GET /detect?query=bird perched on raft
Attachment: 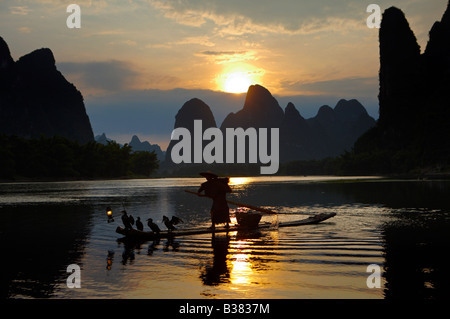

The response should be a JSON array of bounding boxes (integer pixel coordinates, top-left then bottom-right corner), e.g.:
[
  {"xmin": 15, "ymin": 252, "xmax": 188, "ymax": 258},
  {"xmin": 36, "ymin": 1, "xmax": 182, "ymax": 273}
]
[
  {"xmin": 147, "ymin": 218, "xmax": 161, "ymax": 234},
  {"xmin": 121, "ymin": 210, "xmax": 133, "ymax": 230},
  {"xmin": 162, "ymin": 215, "xmax": 183, "ymax": 232},
  {"xmin": 136, "ymin": 217, "xmax": 144, "ymax": 231}
]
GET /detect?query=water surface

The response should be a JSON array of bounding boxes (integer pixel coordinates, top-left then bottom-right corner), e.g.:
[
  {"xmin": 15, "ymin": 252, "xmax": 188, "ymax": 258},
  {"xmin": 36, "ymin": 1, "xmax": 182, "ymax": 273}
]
[{"xmin": 1, "ymin": 176, "xmax": 450, "ymax": 299}]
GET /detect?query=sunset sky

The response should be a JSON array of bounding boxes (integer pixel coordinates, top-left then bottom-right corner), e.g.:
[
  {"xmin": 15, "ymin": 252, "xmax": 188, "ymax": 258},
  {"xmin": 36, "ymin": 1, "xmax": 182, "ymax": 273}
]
[{"xmin": 1, "ymin": 0, "xmax": 448, "ymax": 148}]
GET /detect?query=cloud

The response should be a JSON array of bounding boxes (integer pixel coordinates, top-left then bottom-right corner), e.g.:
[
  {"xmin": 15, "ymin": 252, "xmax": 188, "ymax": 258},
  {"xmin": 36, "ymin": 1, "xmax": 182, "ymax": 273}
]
[
  {"xmin": 148, "ymin": 35, "xmax": 216, "ymax": 49},
  {"xmin": 87, "ymin": 30, "xmax": 126, "ymax": 36},
  {"xmin": 282, "ymin": 76, "xmax": 378, "ymax": 98},
  {"xmin": 198, "ymin": 50, "xmax": 246, "ymax": 56},
  {"xmin": 149, "ymin": 0, "xmax": 210, "ymax": 27},
  {"xmin": 10, "ymin": 6, "xmax": 31, "ymax": 15},
  {"xmin": 17, "ymin": 27, "xmax": 32, "ymax": 33},
  {"xmin": 146, "ymin": 0, "xmax": 447, "ymax": 40},
  {"xmin": 196, "ymin": 50, "xmax": 257, "ymax": 64},
  {"xmin": 57, "ymin": 60, "xmax": 141, "ymax": 94},
  {"xmin": 148, "ymin": 0, "xmax": 367, "ymax": 36},
  {"xmin": 174, "ymin": 35, "xmax": 215, "ymax": 47},
  {"xmin": 108, "ymin": 40, "xmax": 137, "ymax": 46},
  {"xmin": 145, "ymin": 43, "xmax": 173, "ymax": 49},
  {"xmin": 57, "ymin": 60, "xmax": 181, "ymax": 96}
]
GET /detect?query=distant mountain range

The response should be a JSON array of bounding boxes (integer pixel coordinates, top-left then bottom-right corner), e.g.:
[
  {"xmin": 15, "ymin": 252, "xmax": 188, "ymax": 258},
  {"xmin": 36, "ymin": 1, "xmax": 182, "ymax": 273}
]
[
  {"xmin": 2, "ymin": 3, "xmax": 449, "ymax": 176},
  {"xmin": 0, "ymin": 34, "xmax": 390, "ymax": 174},
  {"xmin": 165, "ymin": 84, "xmax": 376, "ymax": 165},
  {"xmin": 0, "ymin": 37, "xmax": 94, "ymax": 144},
  {"xmin": 95, "ymin": 133, "xmax": 166, "ymax": 161}
]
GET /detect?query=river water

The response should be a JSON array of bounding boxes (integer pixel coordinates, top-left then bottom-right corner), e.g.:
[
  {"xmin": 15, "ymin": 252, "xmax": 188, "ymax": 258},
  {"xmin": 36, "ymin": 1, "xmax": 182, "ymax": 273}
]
[{"xmin": 1, "ymin": 176, "xmax": 450, "ymax": 299}]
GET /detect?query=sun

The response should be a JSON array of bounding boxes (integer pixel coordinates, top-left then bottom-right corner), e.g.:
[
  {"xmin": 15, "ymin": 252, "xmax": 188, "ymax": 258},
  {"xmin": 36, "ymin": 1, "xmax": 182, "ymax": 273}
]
[{"xmin": 224, "ymin": 73, "xmax": 252, "ymax": 94}]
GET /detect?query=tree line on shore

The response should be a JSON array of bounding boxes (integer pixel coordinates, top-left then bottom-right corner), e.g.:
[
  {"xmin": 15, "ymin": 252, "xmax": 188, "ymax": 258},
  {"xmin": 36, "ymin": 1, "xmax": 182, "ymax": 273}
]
[
  {"xmin": 0, "ymin": 134, "xmax": 159, "ymax": 180},
  {"xmin": 1, "ymin": 132, "xmax": 445, "ymax": 181},
  {"xmin": 160, "ymin": 147, "xmax": 437, "ymax": 178}
]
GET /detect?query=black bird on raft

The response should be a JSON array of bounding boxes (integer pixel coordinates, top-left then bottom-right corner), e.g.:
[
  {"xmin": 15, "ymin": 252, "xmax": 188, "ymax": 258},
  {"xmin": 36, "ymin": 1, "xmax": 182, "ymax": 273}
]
[
  {"xmin": 136, "ymin": 217, "xmax": 144, "ymax": 231},
  {"xmin": 121, "ymin": 211, "xmax": 132, "ymax": 230},
  {"xmin": 162, "ymin": 215, "xmax": 183, "ymax": 232},
  {"xmin": 128, "ymin": 214, "xmax": 135, "ymax": 226},
  {"xmin": 147, "ymin": 218, "xmax": 161, "ymax": 234}
]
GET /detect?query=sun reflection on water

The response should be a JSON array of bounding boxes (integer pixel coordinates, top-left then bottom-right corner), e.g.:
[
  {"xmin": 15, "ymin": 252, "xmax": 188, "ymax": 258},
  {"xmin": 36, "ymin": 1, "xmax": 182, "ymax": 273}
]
[
  {"xmin": 231, "ymin": 253, "xmax": 252, "ymax": 285},
  {"xmin": 229, "ymin": 240, "xmax": 254, "ymax": 287},
  {"xmin": 229, "ymin": 177, "xmax": 252, "ymax": 186}
]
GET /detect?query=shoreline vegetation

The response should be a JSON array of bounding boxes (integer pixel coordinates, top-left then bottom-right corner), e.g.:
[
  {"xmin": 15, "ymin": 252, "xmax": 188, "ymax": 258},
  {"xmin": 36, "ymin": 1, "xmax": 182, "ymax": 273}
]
[
  {"xmin": 1, "ymin": 134, "xmax": 449, "ymax": 184},
  {"xmin": 0, "ymin": 134, "xmax": 159, "ymax": 182}
]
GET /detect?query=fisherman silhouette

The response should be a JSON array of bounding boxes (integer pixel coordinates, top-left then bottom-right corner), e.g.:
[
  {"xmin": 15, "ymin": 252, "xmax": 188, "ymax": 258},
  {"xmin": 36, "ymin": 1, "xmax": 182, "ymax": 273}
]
[{"xmin": 197, "ymin": 172, "xmax": 232, "ymax": 231}]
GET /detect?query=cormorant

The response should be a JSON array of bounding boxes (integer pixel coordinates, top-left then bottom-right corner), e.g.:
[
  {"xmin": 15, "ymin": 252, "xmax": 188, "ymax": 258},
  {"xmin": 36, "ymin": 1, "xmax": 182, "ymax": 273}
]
[
  {"xmin": 121, "ymin": 210, "xmax": 132, "ymax": 230},
  {"xmin": 136, "ymin": 217, "xmax": 144, "ymax": 231},
  {"xmin": 128, "ymin": 214, "xmax": 135, "ymax": 226},
  {"xmin": 147, "ymin": 218, "xmax": 161, "ymax": 234},
  {"xmin": 162, "ymin": 215, "xmax": 183, "ymax": 232}
]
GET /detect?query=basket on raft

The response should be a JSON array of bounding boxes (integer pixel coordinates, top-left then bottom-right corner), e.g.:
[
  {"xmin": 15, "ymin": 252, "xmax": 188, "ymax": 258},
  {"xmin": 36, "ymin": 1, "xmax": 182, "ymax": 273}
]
[{"xmin": 235, "ymin": 207, "xmax": 263, "ymax": 228}]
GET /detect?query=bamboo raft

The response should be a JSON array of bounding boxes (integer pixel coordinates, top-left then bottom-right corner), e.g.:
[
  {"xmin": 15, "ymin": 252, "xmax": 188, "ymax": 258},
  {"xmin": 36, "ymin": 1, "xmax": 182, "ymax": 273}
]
[{"xmin": 116, "ymin": 212, "xmax": 336, "ymax": 240}]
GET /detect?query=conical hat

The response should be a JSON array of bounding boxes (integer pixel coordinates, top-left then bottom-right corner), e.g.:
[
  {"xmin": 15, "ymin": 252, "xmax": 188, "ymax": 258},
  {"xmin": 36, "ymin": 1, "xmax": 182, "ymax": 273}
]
[{"xmin": 199, "ymin": 171, "xmax": 218, "ymax": 179}]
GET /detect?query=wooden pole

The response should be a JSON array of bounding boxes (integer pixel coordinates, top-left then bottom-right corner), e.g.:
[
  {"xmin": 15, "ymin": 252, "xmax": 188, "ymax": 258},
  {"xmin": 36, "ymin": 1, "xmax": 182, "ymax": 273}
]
[
  {"xmin": 184, "ymin": 190, "xmax": 279, "ymax": 214},
  {"xmin": 184, "ymin": 190, "xmax": 314, "ymax": 215}
]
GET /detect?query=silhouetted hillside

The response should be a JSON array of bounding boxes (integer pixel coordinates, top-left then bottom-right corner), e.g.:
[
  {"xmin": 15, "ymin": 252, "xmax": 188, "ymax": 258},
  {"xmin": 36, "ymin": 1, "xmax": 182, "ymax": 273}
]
[
  {"xmin": 306, "ymin": 99, "xmax": 376, "ymax": 159},
  {"xmin": 129, "ymin": 135, "xmax": 165, "ymax": 161},
  {"xmin": 94, "ymin": 133, "xmax": 165, "ymax": 162},
  {"xmin": 164, "ymin": 98, "xmax": 217, "ymax": 166},
  {"xmin": 221, "ymin": 85, "xmax": 284, "ymax": 129},
  {"xmin": 95, "ymin": 133, "xmax": 113, "ymax": 145},
  {"xmin": 280, "ymin": 102, "xmax": 315, "ymax": 161},
  {"xmin": 350, "ymin": 3, "xmax": 450, "ymax": 174},
  {"xmin": 0, "ymin": 36, "xmax": 94, "ymax": 144},
  {"xmin": 163, "ymin": 84, "xmax": 375, "ymax": 172},
  {"xmin": 221, "ymin": 85, "xmax": 374, "ymax": 162}
]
